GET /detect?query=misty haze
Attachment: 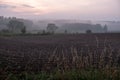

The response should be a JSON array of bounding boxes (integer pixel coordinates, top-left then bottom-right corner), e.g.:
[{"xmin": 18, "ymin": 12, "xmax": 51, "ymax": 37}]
[{"xmin": 0, "ymin": 0, "xmax": 120, "ymax": 80}]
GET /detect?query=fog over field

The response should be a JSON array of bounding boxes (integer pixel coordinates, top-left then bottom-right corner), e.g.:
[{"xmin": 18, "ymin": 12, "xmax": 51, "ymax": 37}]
[
  {"xmin": 34, "ymin": 20, "xmax": 120, "ymax": 31},
  {"xmin": 0, "ymin": 0, "xmax": 120, "ymax": 33}
]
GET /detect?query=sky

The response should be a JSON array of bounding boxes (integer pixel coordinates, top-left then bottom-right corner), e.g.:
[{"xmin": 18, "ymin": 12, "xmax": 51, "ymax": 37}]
[{"xmin": 0, "ymin": 0, "xmax": 120, "ymax": 20}]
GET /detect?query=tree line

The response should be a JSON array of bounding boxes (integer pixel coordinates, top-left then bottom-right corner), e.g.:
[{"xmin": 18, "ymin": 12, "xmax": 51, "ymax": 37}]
[{"xmin": 7, "ymin": 19, "xmax": 26, "ymax": 34}]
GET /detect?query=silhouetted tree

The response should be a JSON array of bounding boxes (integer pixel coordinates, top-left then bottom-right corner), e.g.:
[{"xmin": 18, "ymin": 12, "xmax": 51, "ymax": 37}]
[
  {"xmin": 86, "ymin": 30, "xmax": 92, "ymax": 34},
  {"xmin": 42, "ymin": 30, "xmax": 46, "ymax": 34},
  {"xmin": 47, "ymin": 23, "xmax": 58, "ymax": 34},
  {"xmin": 21, "ymin": 26, "xmax": 26, "ymax": 34},
  {"xmin": 64, "ymin": 30, "xmax": 68, "ymax": 34},
  {"xmin": 103, "ymin": 24, "xmax": 108, "ymax": 33}
]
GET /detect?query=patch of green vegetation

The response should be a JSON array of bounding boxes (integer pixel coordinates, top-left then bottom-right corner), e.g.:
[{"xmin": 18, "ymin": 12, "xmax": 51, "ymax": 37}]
[
  {"xmin": 1, "ymin": 69, "xmax": 120, "ymax": 80},
  {"xmin": 0, "ymin": 32, "xmax": 54, "ymax": 37}
]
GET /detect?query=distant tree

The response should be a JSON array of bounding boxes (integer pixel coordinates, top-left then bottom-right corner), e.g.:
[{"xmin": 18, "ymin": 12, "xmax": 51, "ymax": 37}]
[
  {"xmin": 42, "ymin": 30, "xmax": 46, "ymax": 34},
  {"xmin": 95, "ymin": 24, "xmax": 102, "ymax": 27},
  {"xmin": 95, "ymin": 24, "xmax": 103, "ymax": 33},
  {"xmin": 0, "ymin": 16, "xmax": 4, "ymax": 19},
  {"xmin": 7, "ymin": 20, "xmax": 25, "ymax": 33},
  {"xmin": 12, "ymin": 17, "xmax": 17, "ymax": 20},
  {"xmin": 86, "ymin": 30, "xmax": 92, "ymax": 34},
  {"xmin": 21, "ymin": 26, "xmax": 26, "ymax": 34},
  {"xmin": 47, "ymin": 23, "xmax": 58, "ymax": 34},
  {"xmin": 103, "ymin": 24, "xmax": 108, "ymax": 33},
  {"xmin": 64, "ymin": 30, "xmax": 68, "ymax": 34}
]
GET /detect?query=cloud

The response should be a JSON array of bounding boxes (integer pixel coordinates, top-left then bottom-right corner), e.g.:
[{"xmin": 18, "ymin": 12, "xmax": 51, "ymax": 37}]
[
  {"xmin": 0, "ymin": 0, "xmax": 119, "ymax": 20},
  {"xmin": 0, "ymin": 4, "xmax": 16, "ymax": 8},
  {"xmin": 21, "ymin": 4, "xmax": 34, "ymax": 8}
]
